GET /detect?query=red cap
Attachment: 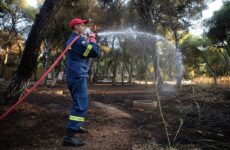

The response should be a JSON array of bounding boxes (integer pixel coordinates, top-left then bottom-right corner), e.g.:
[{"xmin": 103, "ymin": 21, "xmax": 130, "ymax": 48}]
[{"xmin": 69, "ymin": 18, "xmax": 89, "ymax": 27}]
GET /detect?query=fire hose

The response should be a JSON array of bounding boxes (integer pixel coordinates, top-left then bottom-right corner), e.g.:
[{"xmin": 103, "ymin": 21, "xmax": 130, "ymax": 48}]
[{"xmin": 0, "ymin": 35, "xmax": 80, "ymax": 121}]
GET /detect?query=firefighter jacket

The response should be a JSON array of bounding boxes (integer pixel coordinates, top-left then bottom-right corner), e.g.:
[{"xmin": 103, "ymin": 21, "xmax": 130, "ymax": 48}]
[{"xmin": 65, "ymin": 32, "xmax": 100, "ymax": 81}]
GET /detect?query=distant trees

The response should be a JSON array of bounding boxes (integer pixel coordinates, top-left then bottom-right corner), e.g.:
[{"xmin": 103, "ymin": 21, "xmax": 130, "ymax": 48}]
[
  {"xmin": 207, "ymin": 1, "xmax": 230, "ymax": 55},
  {"xmin": 181, "ymin": 35, "xmax": 225, "ymax": 85},
  {"xmin": 132, "ymin": 0, "xmax": 206, "ymax": 88},
  {"xmin": 0, "ymin": 0, "xmax": 37, "ymax": 78},
  {"xmin": 2, "ymin": 0, "xmax": 229, "ymax": 104},
  {"xmin": 133, "ymin": 0, "xmax": 164, "ymax": 88},
  {"xmin": 160, "ymin": 0, "xmax": 206, "ymax": 87},
  {"xmin": 206, "ymin": 1, "xmax": 230, "ymax": 75},
  {"xmin": 180, "ymin": 1, "xmax": 230, "ymax": 84}
]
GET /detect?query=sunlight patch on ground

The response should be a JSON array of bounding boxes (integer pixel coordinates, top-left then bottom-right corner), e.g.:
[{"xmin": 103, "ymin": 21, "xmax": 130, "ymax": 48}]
[
  {"xmin": 97, "ymin": 80, "xmax": 193, "ymax": 85},
  {"xmin": 88, "ymin": 90, "xmax": 151, "ymax": 94},
  {"xmin": 164, "ymin": 80, "xmax": 193, "ymax": 85}
]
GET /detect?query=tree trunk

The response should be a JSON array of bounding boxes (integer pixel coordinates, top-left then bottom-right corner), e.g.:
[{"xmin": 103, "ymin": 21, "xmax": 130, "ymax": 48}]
[
  {"xmin": 112, "ymin": 55, "xmax": 117, "ymax": 85},
  {"xmin": 117, "ymin": 36, "xmax": 131, "ymax": 85},
  {"xmin": 168, "ymin": 54, "xmax": 173, "ymax": 80},
  {"xmin": 129, "ymin": 52, "xmax": 133, "ymax": 84},
  {"xmin": 43, "ymin": 41, "xmax": 51, "ymax": 86},
  {"xmin": 33, "ymin": 65, "xmax": 38, "ymax": 81},
  {"xmin": 121, "ymin": 61, "xmax": 125, "ymax": 85},
  {"xmin": 200, "ymin": 51, "xmax": 217, "ymax": 85},
  {"xmin": 129, "ymin": 41, "xmax": 135, "ymax": 84},
  {"xmin": 92, "ymin": 58, "xmax": 100, "ymax": 83},
  {"xmin": 4, "ymin": 47, "xmax": 9, "ymax": 65},
  {"xmin": 218, "ymin": 49, "xmax": 229, "ymax": 75},
  {"xmin": 111, "ymin": 36, "xmax": 117, "ymax": 86},
  {"xmin": 152, "ymin": 39, "xmax": 163, "ymax": 88},
  {"xmin": 103, "ymin": 55, "xmax": 107, "ymax": 78},
  {"xmin": 3, "ymin": 0, "xmax": 63, "ymax": 105},
  {"xmin": 173, "ymin": 29, "xmax": 183, "ymax": 88},
  {"xmin": 223, "ymin": 42, "xmax": 230, "ymax": 58},
  {"xmin": 144, "ymin": 44, "xmax": 148, "ymax": 85},
  {"xmin": 51, "ymin": 60, "xmax": 61, "ymax": 87},
  {"xmin": 16, "ymin": 40, "xmax": 23, "ymax": 65},
  {"xmin": 88, "ymin": 59, "xmax": 94, "ymax": 85},
  {"xmin": 0, "ymin": 56, "xmax": 6, "ymax": 78}
]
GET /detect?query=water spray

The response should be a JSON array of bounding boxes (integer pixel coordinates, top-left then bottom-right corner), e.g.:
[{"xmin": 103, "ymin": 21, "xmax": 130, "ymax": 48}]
[{"xmin": 96, "ymin": 28, "xmax": 185, "ymax": 83}]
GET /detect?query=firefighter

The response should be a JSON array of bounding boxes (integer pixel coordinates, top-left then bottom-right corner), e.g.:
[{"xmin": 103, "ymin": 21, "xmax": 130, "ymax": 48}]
[{"xmin": 63, "ymin": 18, "xmax": 101, "ymax": 147}]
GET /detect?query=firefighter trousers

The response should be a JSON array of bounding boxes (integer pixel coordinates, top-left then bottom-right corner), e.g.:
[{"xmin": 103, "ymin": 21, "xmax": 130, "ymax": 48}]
[{"xmin": 66, "ymin": 77, "xmax": 88, "ymax": 131}]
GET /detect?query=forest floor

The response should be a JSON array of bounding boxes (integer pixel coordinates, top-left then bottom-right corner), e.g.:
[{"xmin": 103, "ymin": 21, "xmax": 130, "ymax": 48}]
[{"xmin": 0, "ymin": 81, "xmax": 230, "ymax": 150}]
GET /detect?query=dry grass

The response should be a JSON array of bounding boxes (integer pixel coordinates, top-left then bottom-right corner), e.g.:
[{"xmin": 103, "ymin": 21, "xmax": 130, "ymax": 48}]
[
  {"xmin": 192, "ymin": 76, "xmax": 230, "ymax": 87},
  {"xmin": 132, "ymin": 140, "xmax": 164, "ymax": 150}
]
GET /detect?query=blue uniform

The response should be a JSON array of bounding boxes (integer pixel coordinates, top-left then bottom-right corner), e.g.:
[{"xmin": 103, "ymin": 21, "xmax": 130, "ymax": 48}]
[{"xmin": 65, "ymin": 32, "xmax": 100, "ymax": 131}]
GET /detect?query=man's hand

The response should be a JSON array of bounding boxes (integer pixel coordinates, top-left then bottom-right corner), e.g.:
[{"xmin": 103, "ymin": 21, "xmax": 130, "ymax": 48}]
[{"xmin": 88, "ymin": 31, "xmax": 96, "ymax": 43}]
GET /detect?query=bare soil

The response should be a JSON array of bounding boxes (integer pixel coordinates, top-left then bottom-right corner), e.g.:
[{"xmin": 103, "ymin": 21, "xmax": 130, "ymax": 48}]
[{"xmin": 0, "ymin": 82, "xmax": 230, "ymax": 150}]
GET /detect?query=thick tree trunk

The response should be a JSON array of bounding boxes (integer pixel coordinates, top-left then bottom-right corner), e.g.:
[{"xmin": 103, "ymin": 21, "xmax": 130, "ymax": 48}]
[{"xmin": 3, "ymin": 0, "xmax": 63, "ymax": 104}]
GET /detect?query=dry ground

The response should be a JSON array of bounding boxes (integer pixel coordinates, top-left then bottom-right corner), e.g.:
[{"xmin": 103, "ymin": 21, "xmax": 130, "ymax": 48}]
[{"xmin": 0, "ymin": 82, "xmax": 230, "ymax": 150}]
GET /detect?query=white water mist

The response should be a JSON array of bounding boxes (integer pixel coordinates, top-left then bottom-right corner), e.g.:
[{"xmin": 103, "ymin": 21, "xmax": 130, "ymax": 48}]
[{"xmin": 97, "ymin": 28, "xmax": 184, "ymax": 84}]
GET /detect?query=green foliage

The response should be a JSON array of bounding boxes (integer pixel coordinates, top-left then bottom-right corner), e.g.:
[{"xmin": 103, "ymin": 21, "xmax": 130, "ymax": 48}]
[
  {"xmin": 204, "ymin": 1, "xmax": 230, "ymax": 77},
  {"xmin": 161, "ymin": 0, "xmax": 207, "ymax": 29},
  {"xmin": 44, "ymin": 0, "xmax": 99, "ymax": 48},
  {"xmin": 0, "ymin": 0, "xmax": 37, "ymax": 27},
  {"xmin": 1, "ymin": 0, "xmax": 228, "ymax": 83},
  {"xmin": 181, "ymin": 35, "xmax": 226, "ymax": 78},
  {"xmin": 0, "ymin": 0, "xmax": 37, "ymax": 46},
  {"xmin": 206, "ymin": 1, "xmax": 230, "ymax": 45}
]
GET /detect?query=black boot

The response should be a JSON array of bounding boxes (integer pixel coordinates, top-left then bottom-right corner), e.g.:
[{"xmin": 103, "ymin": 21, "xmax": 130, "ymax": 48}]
[
  {"xmin": 63, "ymin": 136, "xmax": 85, "ymax": 147},
  {"xmin": 63, "ymin": 129, "xmax": 85, "ymax": 147}
]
